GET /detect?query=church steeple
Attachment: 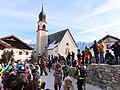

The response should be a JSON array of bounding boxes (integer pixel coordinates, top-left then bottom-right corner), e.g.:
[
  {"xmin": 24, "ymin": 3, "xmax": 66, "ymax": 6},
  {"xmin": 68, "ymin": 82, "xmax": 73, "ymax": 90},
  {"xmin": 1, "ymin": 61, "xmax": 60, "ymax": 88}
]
[
  {"xmin": 36, "ymin": 3, "xmax": 48, "ymax": 56},
  {"xmin": 39, "ymin": 4, "xmax": 46, "ymax": 22}
]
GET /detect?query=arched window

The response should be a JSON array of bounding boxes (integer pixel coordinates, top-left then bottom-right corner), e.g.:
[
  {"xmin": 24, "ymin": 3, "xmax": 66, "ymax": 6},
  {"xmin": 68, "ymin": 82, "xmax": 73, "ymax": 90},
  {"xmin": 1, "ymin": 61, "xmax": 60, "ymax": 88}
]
[{"xmin": 42, "ymin": 24, "xmax": 46, "ymax": 30}]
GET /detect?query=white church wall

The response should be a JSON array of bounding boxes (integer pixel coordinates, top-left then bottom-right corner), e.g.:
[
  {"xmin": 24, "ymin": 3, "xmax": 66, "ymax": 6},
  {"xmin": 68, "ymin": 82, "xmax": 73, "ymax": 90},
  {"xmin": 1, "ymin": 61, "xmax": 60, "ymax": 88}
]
[
  {"xmin": 58, "ymin": 31, "xmax": 77, "ymax": 58},
  {"xmin": 47, "ymin": 48, "xmax": 58, "ymax": 57}
]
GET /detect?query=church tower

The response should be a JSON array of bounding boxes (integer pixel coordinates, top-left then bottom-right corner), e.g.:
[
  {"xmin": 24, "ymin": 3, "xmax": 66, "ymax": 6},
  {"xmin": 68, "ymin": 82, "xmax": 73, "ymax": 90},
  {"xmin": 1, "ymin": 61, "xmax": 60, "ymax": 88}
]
[{"xmin": 36, "ymin": 5, "xmax": 48, "ymax": 56}]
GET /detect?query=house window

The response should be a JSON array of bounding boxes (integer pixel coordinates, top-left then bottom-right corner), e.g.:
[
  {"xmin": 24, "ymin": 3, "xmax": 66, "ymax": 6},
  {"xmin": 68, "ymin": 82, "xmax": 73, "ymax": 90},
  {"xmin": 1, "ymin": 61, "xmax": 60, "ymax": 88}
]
[
  {"xmin": 106, "ymin": 44, "xmax": 111, "ymax": 49},
  {"xmin": 26, "ymin": 52, "xmax": 29, "ymax": 55},
  {"xmin": 19, "ymin": 52, "xmax": 22, "ymax": 55}
]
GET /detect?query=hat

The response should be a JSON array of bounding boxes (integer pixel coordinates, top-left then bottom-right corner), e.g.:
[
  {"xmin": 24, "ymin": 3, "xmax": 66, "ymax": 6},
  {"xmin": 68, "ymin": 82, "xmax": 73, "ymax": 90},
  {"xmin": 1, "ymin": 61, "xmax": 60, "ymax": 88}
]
[{"xmin": 17, "ymin": 64, "xmax": 26, "ymax": 73}]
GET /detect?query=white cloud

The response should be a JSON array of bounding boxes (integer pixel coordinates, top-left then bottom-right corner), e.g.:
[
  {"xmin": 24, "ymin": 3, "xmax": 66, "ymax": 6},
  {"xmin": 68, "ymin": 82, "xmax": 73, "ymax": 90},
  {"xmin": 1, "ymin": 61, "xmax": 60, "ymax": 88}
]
[
  {"xmin": 79, "ymin": 21, "xmax": 120, "ymax": 34},
  {"xmin": 79, "ymin": 0, "xmax": 120, "ymax": 21}
]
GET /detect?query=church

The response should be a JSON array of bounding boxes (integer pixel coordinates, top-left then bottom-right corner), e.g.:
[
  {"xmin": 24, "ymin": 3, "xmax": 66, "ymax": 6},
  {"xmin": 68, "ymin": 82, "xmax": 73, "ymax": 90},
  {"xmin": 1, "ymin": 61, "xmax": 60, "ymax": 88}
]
[{"xmin": 36, "ymin": 5, "xmax": 78, "ymax": 58}]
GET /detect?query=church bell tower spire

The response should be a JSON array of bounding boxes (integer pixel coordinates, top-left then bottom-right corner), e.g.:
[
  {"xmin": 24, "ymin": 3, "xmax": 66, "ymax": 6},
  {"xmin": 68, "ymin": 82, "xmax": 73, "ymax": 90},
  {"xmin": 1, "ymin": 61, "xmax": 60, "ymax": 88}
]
[
  {"xmin": 36, "ymin": 3, "xmax": 48, "ymax": 56},
  {"xmin": 39, "ymin": 4, "xmax": 46, "ymax": 22}
]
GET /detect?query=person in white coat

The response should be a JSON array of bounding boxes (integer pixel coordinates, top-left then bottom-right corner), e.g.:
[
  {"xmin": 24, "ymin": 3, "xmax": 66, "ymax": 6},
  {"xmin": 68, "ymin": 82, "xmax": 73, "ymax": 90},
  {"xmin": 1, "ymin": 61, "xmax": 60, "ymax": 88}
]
[{"xmin": 60, "ymin": 76, "xmax": 75, "ymax": 90}]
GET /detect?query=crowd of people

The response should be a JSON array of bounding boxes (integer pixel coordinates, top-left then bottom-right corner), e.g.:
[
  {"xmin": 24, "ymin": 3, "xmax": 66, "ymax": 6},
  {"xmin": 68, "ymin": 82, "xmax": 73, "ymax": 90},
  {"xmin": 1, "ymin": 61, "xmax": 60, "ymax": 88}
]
[
  {"xmin": 76, "ymin": 40, "xmax": 120, "ymax": 65},
  {"xmin": 53, "ymin": 60, "xmax": 87, "ymax": 90},
  {"xmin": 0, "ymin": 40, "xmax": 119, "ymax": 90},
  {"xmin": 90, "ymin": 40, "xmax": 120, "ymax": 65},
  {"xmin": 0, "ymin": 59, "xmax": 47, "ymax": 90},
  {"xmin": 0, "ymin": 51, "xmax": 88, "ymax": 90}
]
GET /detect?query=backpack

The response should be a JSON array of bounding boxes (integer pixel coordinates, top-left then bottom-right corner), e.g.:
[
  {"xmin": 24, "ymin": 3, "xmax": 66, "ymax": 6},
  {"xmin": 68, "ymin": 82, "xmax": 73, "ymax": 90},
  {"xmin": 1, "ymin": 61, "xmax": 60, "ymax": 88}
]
[
  {"xmin": 63, "ymin": 66, "xmax": 69, "ymax": 74},
  {"xmin": 80, "ymin": 67, "xmax": 87, "ymax": 77}
]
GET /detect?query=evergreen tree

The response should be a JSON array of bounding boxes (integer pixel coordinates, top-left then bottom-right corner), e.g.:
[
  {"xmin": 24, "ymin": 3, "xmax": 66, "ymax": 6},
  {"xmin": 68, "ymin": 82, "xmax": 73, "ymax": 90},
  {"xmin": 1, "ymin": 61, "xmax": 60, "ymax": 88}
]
[{"xmin": 1, "ymin": 50, "xmax": 14, "ymax": 63}]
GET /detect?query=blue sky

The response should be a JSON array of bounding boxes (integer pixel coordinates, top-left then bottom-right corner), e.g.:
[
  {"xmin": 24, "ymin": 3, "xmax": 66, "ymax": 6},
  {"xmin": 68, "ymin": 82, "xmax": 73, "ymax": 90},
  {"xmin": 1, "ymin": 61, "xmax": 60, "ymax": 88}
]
[{"xmin": 0, "ymin": 0, "xmax": 120, "ymax": 44}]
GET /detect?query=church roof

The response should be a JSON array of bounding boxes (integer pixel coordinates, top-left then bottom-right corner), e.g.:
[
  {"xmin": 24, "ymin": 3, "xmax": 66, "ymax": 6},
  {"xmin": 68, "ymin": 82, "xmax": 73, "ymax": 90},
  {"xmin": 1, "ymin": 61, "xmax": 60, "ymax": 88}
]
[
  {"xmin": 48, "ymin": 29, "xmax": 67, "ymax": 45},
  {"xmin": 0, "ymin": 35, "xmax": 33, "ymax": 50},
  {"xmin": 48, "ymin": 29, "xmax": 77, "ymax": 49}
]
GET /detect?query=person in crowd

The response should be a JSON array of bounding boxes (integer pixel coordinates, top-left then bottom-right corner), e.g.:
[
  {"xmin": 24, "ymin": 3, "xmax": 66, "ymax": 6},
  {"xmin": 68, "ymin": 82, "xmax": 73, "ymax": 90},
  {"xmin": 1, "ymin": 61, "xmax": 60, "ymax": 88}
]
[
  {"xmin": 3, "ymin": 63, "xmax": 26, "ymax": 90},
  {"xmin": 62, "ymin": 64, "xmax": 69, "ymax": 81},
  {"xmin": 90, "ymin": 40, "xmax": 99, "ymax": 64},
  {"xmin": 85, "ymin": 47, "xmax": 92, "ymax": 64},
  {"xmin": 105, "ymin": 50, "xmax": 114, "ymax": 65},
  {"xmin": 47, "ymin": 59, "xmax": 52, "ymax": 72},
  {"xmin": 81, "ymin": 51, "xmax": 85, "ymax": 65},
  {"xmin": 2, "ymin": 69, "xmax": 16, "ymax": 90},
  {"xmin": 48, "ymin": 55, "xmax": 51, "ymax": 62},
  {"xmin": 67, "ymin": 52, "xmax": 71, "ymax": 62},
  {"xmin": 72, "ymin": 60, "xmax": 77, "ymax": 67},
  {"xmin": 71, "ymin": 51, "xmax": 75, "ymax": 66},
  {"xmin": 53, "ymin": 63, "xmax": 62, "ymax": 90},
  {"xmin": 66, "ymin": 52, "xmax": 71, "ymax": 66},
  {"xmin": 84, "ymin": 50, "xmax": 89, "ymax": 65},
  {"xmin": 111, "ymin": 42, "xmax": 120, "ymax": 64},
  {"xmin": 25, "ymin": 65, "xmax": 32, "ymax": 82},
  {"xmin": 77, "ymin": 49, "xmax": 82, "ymax": 66},
  {"xmin": 40, "ymin": 58, "xmax": 48, "ymax": 76},
  {"xmin": 98, "ymin": 40, "xmax": 104, "ymax": 64},
  {"xmin": 51, "ymin": 55, "xmax": 54, "ymax": 63},
  {"xmin": 0, "ymin": 60, "xmax": 11, "ymax": 76},
  {"xmin": 60, "ymin": 76, "xmax": 75, "ymax": 90},
  {"xmin": 23, "ymin": 68, "xmax": 45, "ymax": 90},
  {"xmin": 61, "ymin": 56, "xmax": 65, "ymax": 66},
  {"xmin": 58, "ymin": 53, "xmax": 61, "ymax": 63},
  {"xmin": 74, "ymin": 64, "xmax": 87, "ymax": 90}
]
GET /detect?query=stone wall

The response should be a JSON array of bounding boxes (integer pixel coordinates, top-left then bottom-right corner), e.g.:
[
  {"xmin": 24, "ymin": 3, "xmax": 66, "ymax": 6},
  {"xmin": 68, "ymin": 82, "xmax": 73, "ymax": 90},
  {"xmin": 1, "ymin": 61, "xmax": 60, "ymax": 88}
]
[{"xmin": 87, "ymin": 64, "xmax": 120, "ymax": 90}]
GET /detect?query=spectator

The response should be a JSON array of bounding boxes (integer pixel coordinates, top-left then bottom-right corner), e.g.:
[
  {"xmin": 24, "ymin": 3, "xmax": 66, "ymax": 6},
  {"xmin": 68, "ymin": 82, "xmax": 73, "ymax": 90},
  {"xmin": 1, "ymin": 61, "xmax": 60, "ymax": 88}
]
[
  {"xmin": 111, "ymin": 42, "xmax": 120, "ymax": 64},
  {"xmin": 90, "ymin": 40, "xmax": 99, "ymax": 64},
  {"xmin": 47, "ymin": 60, "xmax": 52, "ymax": 72},
  {"xmin": 74, "ymin": 65, "xmax": 87, "ymax": 90},
  {"xmin": 77, "ymin": 49, "xmax": 82, "ymax": 66},
  {"xmin": 81, "ymin": 51, "xmax": 85, "ymax": 65},
  {"xmin": 60, "ymin": 76, "xmax": 75, "ymax": 90},
  {"xmin": 62, "ymin": 64, "xmax": 69, "ymax": 81},
  {"xmin": 71, "ymin": 51, "xmax": 75, "ymax": 66},
  {"xmin": 84, "ymin": 51, "xmax": 89, "ymax": 65},
  {"xmin": 98, "ymin": 40, "xmax": 104, "ymax": 64},
  {"xmin": 105, "ymin": 50, "xmax": 114, "ymax": 64},
  {"xmin": 53, "ymin": 63, "xmax": 62, "ymax": 90}
]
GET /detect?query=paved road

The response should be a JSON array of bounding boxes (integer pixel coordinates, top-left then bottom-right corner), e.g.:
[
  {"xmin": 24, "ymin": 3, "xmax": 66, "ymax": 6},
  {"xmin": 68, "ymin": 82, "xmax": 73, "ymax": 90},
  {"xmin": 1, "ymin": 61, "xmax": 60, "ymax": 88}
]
[{"xmin": 41, "ymin": 69, "xmax": 102, "ymax": 90}]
